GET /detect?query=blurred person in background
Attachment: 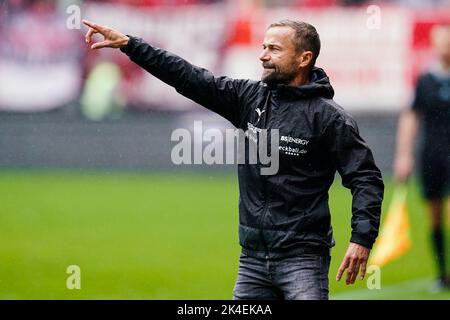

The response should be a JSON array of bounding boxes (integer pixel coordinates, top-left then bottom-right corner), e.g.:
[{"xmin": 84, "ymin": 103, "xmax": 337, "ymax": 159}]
[
  {"xmin": 81, "ymin": 18, "xmax": 384, "ymax": 300},
  {"xmin": 394, "ymin": 23, "xmax": 450, "ymax": 290}
]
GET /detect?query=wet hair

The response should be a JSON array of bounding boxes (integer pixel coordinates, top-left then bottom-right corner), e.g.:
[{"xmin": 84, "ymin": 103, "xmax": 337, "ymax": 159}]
[{"xmin": 268, "ymin": 19, "xmax": 321, "ymax": 67}]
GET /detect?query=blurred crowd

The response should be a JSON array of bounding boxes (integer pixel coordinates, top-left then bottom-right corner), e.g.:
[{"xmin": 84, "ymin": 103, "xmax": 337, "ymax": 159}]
[
  {"xmin": 1, "ymin": 0, "xmax": 449, "ymax": 117},
  {"xmin": 2, "ymin": 0, "xmax": 450, "ymax": 24}
]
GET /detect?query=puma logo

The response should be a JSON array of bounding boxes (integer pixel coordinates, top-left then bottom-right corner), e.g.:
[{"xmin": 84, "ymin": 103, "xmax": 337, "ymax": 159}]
[
  {"xmin": 256, "ymin": 108, "xmax": 265, "ymax": 117},
  {"xmin": 255, "ymin": 108, "xmax": 265, "ymax": 124}
]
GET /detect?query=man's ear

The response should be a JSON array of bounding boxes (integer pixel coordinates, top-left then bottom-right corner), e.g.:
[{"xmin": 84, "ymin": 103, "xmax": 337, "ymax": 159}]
[{"xmin": 298, "ymin": 51, "xmax": 313, "ymax": 68}]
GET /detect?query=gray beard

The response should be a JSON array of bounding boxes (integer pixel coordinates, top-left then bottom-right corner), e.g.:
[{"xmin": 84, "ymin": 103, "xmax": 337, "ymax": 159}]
[
  {"xmin": 261, "ymin": 71, "xmax": 295, "ymax": 85},
  {"xmin": 261, "ymin": 64, "xmax": 298, "ymax": 86}
]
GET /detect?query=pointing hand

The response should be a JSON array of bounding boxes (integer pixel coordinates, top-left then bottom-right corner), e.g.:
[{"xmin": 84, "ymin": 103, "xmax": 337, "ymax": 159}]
[{"xmin": 82, "ymin": 20, "xmax": 129, "ymax": 50}]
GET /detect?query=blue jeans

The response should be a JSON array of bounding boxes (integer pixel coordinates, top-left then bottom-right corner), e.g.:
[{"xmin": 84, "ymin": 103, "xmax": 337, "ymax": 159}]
[{"xmin": 233, "ymin": 252, "xmax": 331, "ymax": 300}]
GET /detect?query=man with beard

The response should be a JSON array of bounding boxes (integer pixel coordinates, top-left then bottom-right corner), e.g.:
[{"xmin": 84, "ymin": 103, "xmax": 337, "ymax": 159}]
[{"xmin": 83, "ymin": 19, "xmax": 384, "ymax": 300}]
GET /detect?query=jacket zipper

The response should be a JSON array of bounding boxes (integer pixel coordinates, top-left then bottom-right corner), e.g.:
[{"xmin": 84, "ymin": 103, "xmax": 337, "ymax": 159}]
[
  {"xmin": 258, "ymin": 90, "xmax": 272, "ymax": 259},
  {"xmin": 259, "ymin": 179, "xmax": 270, "ymax": 259}
]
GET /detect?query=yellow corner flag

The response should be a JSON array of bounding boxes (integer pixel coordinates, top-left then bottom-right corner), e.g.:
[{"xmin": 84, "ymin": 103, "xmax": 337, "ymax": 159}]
[{"xmin": 370, "ymin": 184, "xmax": 411, "ymax": 267}]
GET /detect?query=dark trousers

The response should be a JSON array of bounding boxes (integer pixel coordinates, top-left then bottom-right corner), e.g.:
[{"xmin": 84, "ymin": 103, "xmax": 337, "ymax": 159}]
[{"xmin": 233, "ymin": 251, "xmax": 331, "ymax": 300}]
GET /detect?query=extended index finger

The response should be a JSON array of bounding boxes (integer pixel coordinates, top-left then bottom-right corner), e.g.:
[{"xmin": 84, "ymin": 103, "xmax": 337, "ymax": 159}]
[{"xmin": 82, "ymin": 20, "xmax": 105, "ymax": 33}]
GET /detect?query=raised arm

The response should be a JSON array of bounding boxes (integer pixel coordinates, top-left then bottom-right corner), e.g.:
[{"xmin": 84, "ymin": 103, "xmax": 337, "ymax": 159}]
[{"xmin": 82, "ymin": 20, "xmax": 255, "ymax": 127}]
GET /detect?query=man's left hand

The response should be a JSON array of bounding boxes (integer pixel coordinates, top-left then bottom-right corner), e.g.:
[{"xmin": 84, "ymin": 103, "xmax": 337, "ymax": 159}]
[{"xmin": 336, "ymin": 242, "xmax": 370, "ymax": 285}]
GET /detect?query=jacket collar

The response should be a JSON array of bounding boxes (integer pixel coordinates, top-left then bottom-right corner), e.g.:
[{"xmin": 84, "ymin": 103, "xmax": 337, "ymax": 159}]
[{"xmin": 266, "ymin": 67, "xmax": 335, "ymax": 100}]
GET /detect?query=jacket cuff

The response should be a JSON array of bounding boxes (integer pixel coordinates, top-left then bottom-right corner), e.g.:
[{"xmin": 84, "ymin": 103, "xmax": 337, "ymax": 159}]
[
  {"xmin": 350, "ymin": 233, "xmax": 374, "ymax": 249},
  {"xmin": 119, "ymin": 35, "xmax": 138, "ymax": 55}
]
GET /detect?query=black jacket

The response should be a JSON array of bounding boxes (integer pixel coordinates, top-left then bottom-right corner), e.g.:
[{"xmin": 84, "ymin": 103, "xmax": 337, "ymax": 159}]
[{"xmin": 121, "ymin": 36, "xmax": 384, "ymax": 259}]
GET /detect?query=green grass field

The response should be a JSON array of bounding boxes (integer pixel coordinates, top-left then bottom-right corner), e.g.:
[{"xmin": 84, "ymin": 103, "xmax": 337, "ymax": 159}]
[{"xmin": 0, "ymin": 170, "xmax": 448, "ymax": 299}]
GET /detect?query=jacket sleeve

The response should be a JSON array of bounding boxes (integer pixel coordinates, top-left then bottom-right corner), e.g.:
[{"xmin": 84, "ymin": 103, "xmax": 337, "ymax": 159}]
[
  {"xmin": 325, "ymin": 113, "xmax": 384, "ymax": 249},
  {"xmin": 120, "ymin": 36, "xmax": 255, "ymax": 127}
]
